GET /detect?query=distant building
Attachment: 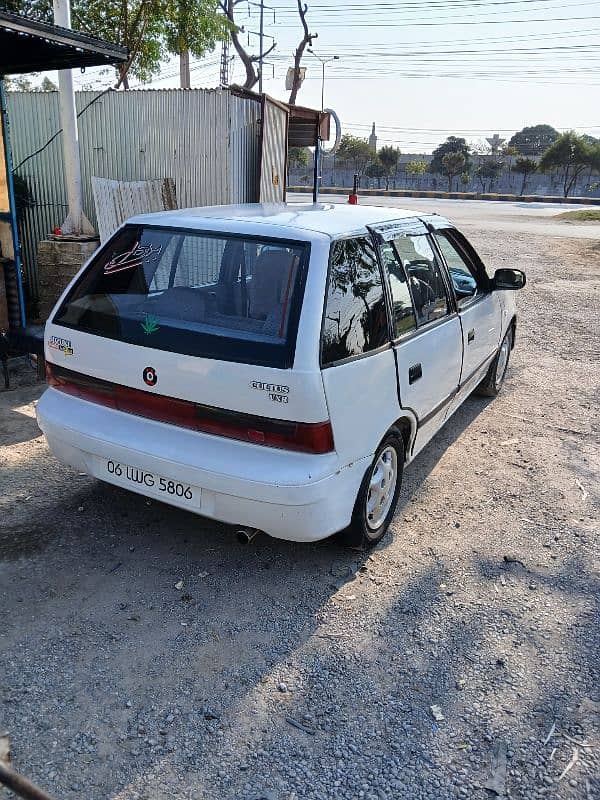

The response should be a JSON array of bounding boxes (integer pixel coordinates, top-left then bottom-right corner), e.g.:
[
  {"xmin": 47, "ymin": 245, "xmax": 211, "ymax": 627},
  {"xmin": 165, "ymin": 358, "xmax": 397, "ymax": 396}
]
[
  {"xmin": 486, "ymin": 133, "xmax": 505, "ymax": 155},
  {"xmin": 368, "ymin": 122, "xmax": 377, "ymax": 152}
]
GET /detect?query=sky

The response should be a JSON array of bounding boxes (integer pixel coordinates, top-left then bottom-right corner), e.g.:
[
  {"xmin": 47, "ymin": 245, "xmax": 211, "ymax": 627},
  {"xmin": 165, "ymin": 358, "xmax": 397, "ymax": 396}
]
[{"xmin": 64, "ymin": 0, "xmax": 600, "ymax": 154}]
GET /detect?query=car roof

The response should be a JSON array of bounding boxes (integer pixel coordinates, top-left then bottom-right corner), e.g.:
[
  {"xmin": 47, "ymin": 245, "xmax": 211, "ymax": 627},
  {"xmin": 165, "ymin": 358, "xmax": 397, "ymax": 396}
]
[{"xmin": 127, "ymin": 202, "xmax": 443, "ymax": 239}]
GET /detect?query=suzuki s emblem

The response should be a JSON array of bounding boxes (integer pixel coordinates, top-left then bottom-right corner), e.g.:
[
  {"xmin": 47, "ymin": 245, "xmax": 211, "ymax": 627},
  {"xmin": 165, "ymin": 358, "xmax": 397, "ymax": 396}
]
[{"xmin": 143, "ymin": 366, "xmax": 157, "ymax": 386}]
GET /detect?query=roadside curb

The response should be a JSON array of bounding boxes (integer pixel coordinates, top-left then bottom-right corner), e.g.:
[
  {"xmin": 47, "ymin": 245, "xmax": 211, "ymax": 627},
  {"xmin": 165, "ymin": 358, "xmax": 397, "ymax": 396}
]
[{"xmin": 288, "ymin": 187, "xmax": 600, "ymax": 205}]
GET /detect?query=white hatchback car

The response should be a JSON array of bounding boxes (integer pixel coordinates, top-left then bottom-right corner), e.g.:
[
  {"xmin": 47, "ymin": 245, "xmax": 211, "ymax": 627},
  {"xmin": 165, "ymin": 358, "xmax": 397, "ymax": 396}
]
[{"xmin": 37, "ymin": 203, "xmax": 525, "ymax": 547}]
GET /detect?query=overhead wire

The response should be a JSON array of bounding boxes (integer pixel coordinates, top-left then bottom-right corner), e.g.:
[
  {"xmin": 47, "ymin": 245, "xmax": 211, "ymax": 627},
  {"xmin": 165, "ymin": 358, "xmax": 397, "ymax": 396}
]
[
  {"xmin": 53, "ymin": 0, "xmax": 600, "ymax": 118},
  {"xmin": 273, "ymin": 16, "xmax": 600, "ymax": 28},
  {"xmin": 270, "ymin": 0, "xmax": 598, "ymax": 17},
  {"xmin": 271, "ymin": 0, "xmax": 596, "ymax": 9},
  {"xmin": 345, "ymin": 121, "xmax": 600, "ymax": 130}
]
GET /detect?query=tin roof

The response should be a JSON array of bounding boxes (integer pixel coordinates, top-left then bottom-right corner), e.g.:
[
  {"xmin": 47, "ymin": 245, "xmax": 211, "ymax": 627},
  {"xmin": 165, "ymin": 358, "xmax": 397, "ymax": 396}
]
[{"xmin": 0, "ymin": 10, "xmax": 128, "ymax": 74}]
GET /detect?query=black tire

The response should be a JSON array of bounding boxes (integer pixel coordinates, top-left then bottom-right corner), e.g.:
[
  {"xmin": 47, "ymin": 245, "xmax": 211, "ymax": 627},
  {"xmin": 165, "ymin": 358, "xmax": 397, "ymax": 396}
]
[
  {"xmin": 337, "ymin": 430, "xmax": 404, "ymax": 549},
  {"xmin": 475, "ymin": 326, "xmax": 513, "ymax": 398}
]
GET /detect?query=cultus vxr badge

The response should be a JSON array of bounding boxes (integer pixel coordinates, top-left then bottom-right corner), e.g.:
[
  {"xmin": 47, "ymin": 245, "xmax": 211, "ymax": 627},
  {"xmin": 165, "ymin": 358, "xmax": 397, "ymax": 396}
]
[{"xmin": 251, "ymin": 380, "xmax": 290, "ymax": 404}]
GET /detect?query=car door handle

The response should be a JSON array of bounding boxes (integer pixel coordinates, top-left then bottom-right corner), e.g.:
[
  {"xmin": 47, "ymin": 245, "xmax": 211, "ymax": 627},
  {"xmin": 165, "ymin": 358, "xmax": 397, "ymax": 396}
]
[
  {"xmin": 408, "ymin": 363, "xmax": 422, "ymax": 384},
  {"xmin": 468, "ymin": 328, "xmax": 475, "ymax": 343}
]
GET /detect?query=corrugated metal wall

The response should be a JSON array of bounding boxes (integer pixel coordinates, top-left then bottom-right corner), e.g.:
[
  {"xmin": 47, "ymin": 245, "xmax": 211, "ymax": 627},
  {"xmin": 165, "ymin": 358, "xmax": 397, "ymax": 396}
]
[
  {"xmin": 5, "ymin": 88, "xmax": 261, "ymax": 299},
  {"xmin": 259, "ymin": 98, "xmax": 288, "ymax": 204}
]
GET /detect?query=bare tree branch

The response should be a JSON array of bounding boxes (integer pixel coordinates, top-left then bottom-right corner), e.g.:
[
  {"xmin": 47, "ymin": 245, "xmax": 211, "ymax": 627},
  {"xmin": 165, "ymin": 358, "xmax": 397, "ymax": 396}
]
[
  {"xmin": 219, "ymin": 0, "xmax": 271, "ymax": 90},
  {"xmin": 249, "ymin": 41, "xmax": 276, "ymax": 63},
  {"xmin": 288, "ymin": 1, "xmax": 316, "ymax": 105}
]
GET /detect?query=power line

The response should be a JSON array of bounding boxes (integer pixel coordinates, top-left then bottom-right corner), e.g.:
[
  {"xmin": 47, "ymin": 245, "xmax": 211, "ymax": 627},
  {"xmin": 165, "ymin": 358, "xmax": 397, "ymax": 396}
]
[
  {"xmin": 344, "ymin": 123, "xmax": 600, "ymax": 132},
  {"xmin": 272, "ymin": 0, "xmax": 594, "ymax": 12},
  {"xmin": 296, "ymin": 27, "xmax": 600, "ymax": 52},
  {"xmin": 131, "ymin": 58, "xmax": 221, "ymax": 87},
  {"xmin": 273, "ymin": 15, "xmax": 600, "ymax": 28},
  {"xmin": 272, "ymin": 0, "xmax": 591, "ymax": 8},
  {"xmin": 272, "ymin": 0, "xmax": 598, "ymax": 17}
]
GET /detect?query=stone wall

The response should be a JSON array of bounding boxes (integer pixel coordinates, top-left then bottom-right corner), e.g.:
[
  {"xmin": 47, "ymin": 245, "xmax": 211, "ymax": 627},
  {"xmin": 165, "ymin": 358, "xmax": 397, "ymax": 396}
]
[{"xmin": 36, "ymin": 238, "xmax": 99, "ymax": 322}]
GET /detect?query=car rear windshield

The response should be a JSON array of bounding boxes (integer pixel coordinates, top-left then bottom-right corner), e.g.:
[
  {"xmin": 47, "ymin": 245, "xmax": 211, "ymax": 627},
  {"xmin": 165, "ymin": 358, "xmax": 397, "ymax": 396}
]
[{"xmin": 52, "ymin": 225, "xmax": 309, "ymax": 368}]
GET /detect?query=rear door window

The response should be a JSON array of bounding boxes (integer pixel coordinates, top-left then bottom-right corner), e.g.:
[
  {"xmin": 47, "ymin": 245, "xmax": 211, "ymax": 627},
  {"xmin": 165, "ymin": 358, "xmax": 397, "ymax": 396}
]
[
  {"xmin": 52, "ymin": 225, "xmax": 308, "ymax": 368},
  {"xmin": 321, "ymin": 236, "xmax": 389, "ymax": 366}
]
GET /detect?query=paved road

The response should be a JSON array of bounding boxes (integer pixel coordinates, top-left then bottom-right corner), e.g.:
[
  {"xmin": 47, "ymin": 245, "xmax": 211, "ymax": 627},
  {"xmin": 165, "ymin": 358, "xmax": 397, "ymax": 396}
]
[{"xmin": 289, "ymin": 193, "xmax": 600, "ymax": 239}]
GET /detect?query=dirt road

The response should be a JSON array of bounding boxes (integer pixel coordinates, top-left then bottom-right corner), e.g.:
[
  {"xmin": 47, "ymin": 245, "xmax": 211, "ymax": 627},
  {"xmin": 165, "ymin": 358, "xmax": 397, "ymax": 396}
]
[{"xmin": 1, "ymin": 224, "xmax": 598, "ymax": 800}]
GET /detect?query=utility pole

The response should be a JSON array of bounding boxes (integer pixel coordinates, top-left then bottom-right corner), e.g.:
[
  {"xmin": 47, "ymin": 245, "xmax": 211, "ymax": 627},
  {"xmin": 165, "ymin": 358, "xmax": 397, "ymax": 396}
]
[
  {"xmin": 220, "ymin": 0, "xmax": 231, "ymax": 86},
  {"xmin": 220, "ymin": 39, "xmax": 230, "ymax": 86},
  {"xmin": 52, "ymin": 0, "xmax": 94, "ymax": 236}
]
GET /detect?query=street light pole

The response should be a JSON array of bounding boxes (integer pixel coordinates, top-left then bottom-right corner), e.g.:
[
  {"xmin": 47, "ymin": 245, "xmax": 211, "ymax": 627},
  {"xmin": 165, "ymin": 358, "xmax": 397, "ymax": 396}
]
[
  {"xmin": 307, "ymin": 50, "xmax": 339, "ymax": 202},
  {"xmin": 307, "ymin": 49, "xmax": 339, "ymax": 111}
]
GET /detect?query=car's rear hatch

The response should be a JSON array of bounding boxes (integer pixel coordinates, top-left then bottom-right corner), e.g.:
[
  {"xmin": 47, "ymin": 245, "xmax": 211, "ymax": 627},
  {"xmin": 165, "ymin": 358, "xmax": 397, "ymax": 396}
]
[{"xmin": 45, "ymin": 223, "xmax": 332, "ymax": 454}]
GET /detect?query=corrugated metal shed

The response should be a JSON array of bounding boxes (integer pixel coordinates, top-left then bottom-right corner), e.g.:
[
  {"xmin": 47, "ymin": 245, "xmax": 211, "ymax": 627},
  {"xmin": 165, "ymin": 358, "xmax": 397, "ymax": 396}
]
[{"xmin": 6, "ymin": 88, "xmax": 261, "ymax": 299}]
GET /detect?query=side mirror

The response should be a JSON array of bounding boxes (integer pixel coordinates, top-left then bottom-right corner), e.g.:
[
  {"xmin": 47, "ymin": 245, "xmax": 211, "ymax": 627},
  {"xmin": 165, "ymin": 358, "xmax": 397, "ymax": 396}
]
[{"xmin": 493, "ymin": 268, "xmax": 526, "ymax": 291}]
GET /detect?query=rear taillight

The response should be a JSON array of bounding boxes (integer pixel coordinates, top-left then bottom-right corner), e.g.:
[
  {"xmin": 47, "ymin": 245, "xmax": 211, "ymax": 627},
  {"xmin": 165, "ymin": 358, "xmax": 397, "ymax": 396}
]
[{"xmin": 46, "ymin": 363, "xmax": 334, "ymax": 454}]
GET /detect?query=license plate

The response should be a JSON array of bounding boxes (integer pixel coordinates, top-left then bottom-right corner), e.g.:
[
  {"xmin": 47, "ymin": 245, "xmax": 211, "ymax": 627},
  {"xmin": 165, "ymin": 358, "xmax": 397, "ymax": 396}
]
[{"xmin": 92, "ymin": 457, "xmax": 201, "ymax": 509}]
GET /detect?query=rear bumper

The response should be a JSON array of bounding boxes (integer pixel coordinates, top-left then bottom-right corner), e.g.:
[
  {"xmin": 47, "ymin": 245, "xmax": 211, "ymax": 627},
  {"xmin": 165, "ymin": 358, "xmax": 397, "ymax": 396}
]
[{"xmin": 36, "ymin": 388, "xmax": 368, "ymax": 542}]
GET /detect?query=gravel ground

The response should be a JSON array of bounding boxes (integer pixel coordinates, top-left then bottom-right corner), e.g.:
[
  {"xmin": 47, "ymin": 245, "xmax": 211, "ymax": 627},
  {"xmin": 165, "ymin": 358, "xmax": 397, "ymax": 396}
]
[{"xmin": 1, "ymin": 226, "xmax": 599, "ymax": 800}]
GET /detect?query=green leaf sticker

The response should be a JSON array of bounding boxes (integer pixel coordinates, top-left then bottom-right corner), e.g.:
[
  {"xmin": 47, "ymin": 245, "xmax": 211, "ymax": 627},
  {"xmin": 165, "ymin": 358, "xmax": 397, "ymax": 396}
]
[{"xmin": 141, "ymin": 314, "xmax": 160, "ymax": 335}]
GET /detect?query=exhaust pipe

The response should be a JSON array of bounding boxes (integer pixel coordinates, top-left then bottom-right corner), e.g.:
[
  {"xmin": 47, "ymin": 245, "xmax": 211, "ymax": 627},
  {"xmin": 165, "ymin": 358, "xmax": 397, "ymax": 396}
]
[{"xmin": 235, "ymin": 527, "xmax": 261, "ymax": 545}]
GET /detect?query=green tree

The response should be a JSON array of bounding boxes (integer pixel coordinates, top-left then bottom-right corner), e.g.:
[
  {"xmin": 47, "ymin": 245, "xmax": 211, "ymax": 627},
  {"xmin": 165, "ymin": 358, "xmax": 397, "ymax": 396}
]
[
  {"xmin": 6, "ymin": 0, "xmax": 215, "ymax": 89},
  {"xmin": 4, "ymin": 75, "xmax": 35, "ymax": 91},
  {"xmin": 441, "ymin": 151, "xmax": 466, "ymax": 192},
  {"xmin": 162, "ymin": 1, "xmax": 231, "ymax": 88},
  {"xmin": 365, "ymin": 156, "xmax": 386, "ymax": 188},
  {"xmin": 0, "ymin": 0, "xmax": 47, "ymax": 15},
  {"xmin": 288, "ymin": 147, "xmax": 310, "ymax": 168},
  {"xmin": 513, "ymin": 157, "xmax": 538, "ymax": 196},
  {"xmin": 377, "ymin": 145, "xmax": 400, "ymax": 190},
  {"xmin": 336, "ymin": 135, "xmax": 373, "ymax": 180},
  {"xmin": 460, "ymin": 171, "xmax": 471, "ymax": 188},
  {"xmin": 406, "ymin": 159, "xmax": 427, "ymax": 187},
  {"xmin": 539, "ymin": 131, "xmax": 594, "ymax": 198},
  {"xmin": 502, "ymin": 144, "xmax": 518, "ymax": 176},
  {"xmin": 4, "ymin": 74, "xmax": 57, "ymax": 91},
  {"xmin": 591, "ymin": 142, "xmax": 600, "ymax": 175},
  {"xmin": 430, "ymin": 136, "xmax": 471, "ymax": 177},
  {"xmin": 508, "ymin": 124, "xmax": 559, "ymax": 157},
  {"xmin": 475, "ymin": 159, "xmax": 504, "ymax": 193},
  {"xmin": 40, "ymin": 76, "xmax": 57, "ymax": 91}
]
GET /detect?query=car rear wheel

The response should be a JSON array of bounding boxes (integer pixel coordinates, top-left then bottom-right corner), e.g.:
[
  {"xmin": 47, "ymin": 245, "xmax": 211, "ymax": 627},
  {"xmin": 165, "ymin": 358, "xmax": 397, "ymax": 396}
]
[
  {"xmin": 337, "ymin": 430, "xmax": 404, "ymax": 548},
  {"xmin": 476, "ymin": 327, "xmax": 513, "ymax": 398}
]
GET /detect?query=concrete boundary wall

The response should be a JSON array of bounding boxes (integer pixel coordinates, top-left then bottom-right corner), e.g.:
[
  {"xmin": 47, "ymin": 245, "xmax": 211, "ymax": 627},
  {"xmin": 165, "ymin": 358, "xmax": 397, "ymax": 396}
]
[{"xmin": 289, "ymin": 186, "xmax": 600, "ymax": 205}]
